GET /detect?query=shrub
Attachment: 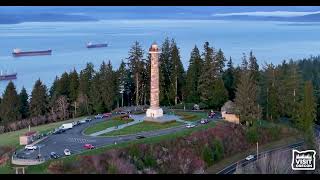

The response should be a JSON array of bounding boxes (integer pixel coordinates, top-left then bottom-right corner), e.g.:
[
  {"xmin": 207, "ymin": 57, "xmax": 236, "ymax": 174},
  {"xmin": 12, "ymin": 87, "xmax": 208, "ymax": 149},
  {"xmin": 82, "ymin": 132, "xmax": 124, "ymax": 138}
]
[
  {"xmin": 268, "ymin": 125, "xmax": 280, "ymax": 140},
  {"xmin": 245, "ymin": 126, "xmax": 259, "ymax": 143},
  {"xmin": 48, "ymin": 160, "xmax": 65, "ymax": 174},
  {"xmin": 212, "ymin": 139, "xmax": 224, "ymax": 162},
  {"xmin": 0, "ymin": 126, "xmax": 4, "ymax": 134},
  {"xmin": 198, "ymin": 102, "xmax": 208, "ymax": 110},
  {"xmin": 143, "ymin": 154, "xmax": 157, "ymax": 168},
  {"xmin": 175, "ymin": 112, "xmax": 197, "ymax": 121},
  {"xmin": 201, "ymin": 145, "xmax": 214, "ymax": 166},
  {"xmin": 128, "ymin": 144, "xmax": 141, "ymax": 158}
]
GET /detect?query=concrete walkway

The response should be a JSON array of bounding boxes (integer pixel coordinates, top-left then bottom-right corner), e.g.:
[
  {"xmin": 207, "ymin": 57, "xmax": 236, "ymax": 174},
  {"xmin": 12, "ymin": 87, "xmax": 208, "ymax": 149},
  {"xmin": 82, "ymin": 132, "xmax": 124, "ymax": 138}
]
[{"xmin": 89, "ymin": 119, "xmax": 143, "ymax": 136}]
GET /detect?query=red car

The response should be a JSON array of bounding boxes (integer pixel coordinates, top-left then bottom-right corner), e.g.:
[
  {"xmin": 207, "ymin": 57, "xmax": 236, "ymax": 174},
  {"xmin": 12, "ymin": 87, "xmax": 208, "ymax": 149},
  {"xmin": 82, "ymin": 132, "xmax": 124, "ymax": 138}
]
[
  {"xmin": 103, "ymin": 113, "xmax": 112, "ymax": 118},
  {"xmin": 83, "ymin": 144, "xmax": 95, "ymax": 149}
]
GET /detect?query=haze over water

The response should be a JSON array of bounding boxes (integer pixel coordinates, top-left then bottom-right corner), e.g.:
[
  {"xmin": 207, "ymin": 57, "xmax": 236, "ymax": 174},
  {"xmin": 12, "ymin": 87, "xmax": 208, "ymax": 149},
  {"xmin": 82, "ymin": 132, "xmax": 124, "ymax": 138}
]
[{"xmin": 1, "ymin": 19, "xmax": 320, "ymax": 95}]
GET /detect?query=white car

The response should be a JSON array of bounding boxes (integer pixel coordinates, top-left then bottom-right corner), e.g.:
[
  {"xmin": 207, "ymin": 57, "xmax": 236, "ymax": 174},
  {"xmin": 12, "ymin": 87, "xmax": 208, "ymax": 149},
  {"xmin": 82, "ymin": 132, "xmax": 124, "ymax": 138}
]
[
  {"xmin": 245, "ymin": 155, "xmax": 255, "ymax": 161},
  {"xmin": 186, "ymin": 123, "xmax": 196, "ymax": 128},
  {"xmin": 25, "ymin": 145, "xmax": 37, "ymax": 150},
  {"xmin": 64, "ymin": 149, "xmax": 71, "ymax": 156},
  {"xmin": 79, "ymin": 120, "xmax": 86, "ymax": 124}
]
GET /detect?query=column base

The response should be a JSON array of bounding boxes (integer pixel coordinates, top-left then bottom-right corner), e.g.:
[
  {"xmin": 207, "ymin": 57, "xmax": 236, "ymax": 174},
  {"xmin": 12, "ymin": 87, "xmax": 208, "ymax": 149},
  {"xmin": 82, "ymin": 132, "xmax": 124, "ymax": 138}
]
[{"xmin": 146, "ymin": 107, "xmax": 163, "ymax": 118}]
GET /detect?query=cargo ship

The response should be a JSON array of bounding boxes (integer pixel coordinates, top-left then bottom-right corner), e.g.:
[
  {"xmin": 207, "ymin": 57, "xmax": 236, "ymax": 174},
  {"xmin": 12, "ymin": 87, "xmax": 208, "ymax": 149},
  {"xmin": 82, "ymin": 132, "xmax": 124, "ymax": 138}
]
[
  {"xmin": 12, "ymin": 49, "xmax": 52, "ymax": 57},
  {"xmin": 86, "ymin": 42, "xmax": 108, "ymax": 48},
  {"xmin": 0, "ymin": 72, "xmax": 17, "ymax": 81}
]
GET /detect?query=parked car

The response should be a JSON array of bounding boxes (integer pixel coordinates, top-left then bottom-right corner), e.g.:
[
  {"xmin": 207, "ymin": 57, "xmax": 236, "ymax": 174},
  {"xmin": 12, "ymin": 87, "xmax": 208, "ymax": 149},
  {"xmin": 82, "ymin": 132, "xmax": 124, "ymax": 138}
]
[
  {"xmin": 50, "ymin": 152, "xmax": 59, "ymax": 159},
  {"xmin": 79, "ymin": 119, "xmax": 87, "ymax": 124},
  {"xmin": 136, "ymin": 135, "xmax": 146, "ymax": 139},
  {"xmin": 72, "ymin": 121, "xmax": 79, "ymax": 126},
  {"xmin": 83, "ymin": 144, "xmax": 95, "ymax": 149},
  {"xmin": 200, "ymin": 119, "xmax": 209, "ymax": 124},
  {"xmin": 245, "ymin": 155, "xmax": 255, "ymax": 161},
  {"xmin": 25, "ymin": 145, "xmax": 37, "ymax": 150},
  {"xmin": 64, "ymin": 149, "xmax": 71, "ymax": 156},
  {"xmin": 186, "ymin": 123, "xmax": 196, "ymax": 128},
  {"xmin": 94, "ymin": 114, "xmax": 104, "ymax": 119},
  {"xmin": 85, "ymin": 117, "xmax": 93, "ymax": 122},
  {"xmin": 103, "ymin": 113, "xmax": 112, "ymax": 118}
]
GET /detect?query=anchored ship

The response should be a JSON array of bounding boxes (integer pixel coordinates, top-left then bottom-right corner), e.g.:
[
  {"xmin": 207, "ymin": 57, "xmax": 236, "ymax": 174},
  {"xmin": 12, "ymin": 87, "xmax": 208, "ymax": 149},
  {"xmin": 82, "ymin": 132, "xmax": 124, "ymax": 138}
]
[
  {"xmin": 86, "ymin": 42, "xmax": 108, "ymax": 48},
  {"xmin": 12, "ymin": 48, "xmax": 52, "ymax": 57},
  {"xmin": 0, "ymin": 71, "xmax": 17, "ymax": 81}
]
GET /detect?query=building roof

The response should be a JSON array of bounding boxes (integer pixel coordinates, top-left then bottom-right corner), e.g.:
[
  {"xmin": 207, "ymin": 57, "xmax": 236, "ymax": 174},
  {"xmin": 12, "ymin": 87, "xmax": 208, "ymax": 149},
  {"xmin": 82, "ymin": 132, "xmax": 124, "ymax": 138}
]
[
  {"xmin": 24, "ymin": 131, "xmax": 37, "ymax": 136},
  {"xmin": 221, "ymin": 100, "xmax": 236, "ymax": 114}
]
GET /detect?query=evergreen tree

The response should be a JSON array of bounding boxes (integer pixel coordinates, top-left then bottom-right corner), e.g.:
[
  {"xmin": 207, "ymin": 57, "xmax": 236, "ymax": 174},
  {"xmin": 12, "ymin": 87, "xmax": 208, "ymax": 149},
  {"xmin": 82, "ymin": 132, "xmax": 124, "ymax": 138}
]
[
  {"xmin": 49, "ymin": 76, "xmax": 59, "ymax": 99},
  {"xmin": 185, "ymin": 45, "xmax": 203, "ymax": 103},
  {"xmin": 297, "ymin": 81, "xmax": 316, "ymax": 145},
  {"xmin": 234, "ymin": 61, "xmax": 261, "ymax": 126},
  {"xmin": 248, "ymin": 51, "xmax": 260, "ymax": 83},
  {"xmin": 142, "ymin": 54, "xmax": 151, "ymax": 105},
  {"xmin": 278, "ymin": 60, "xmax": 302, "ymax": 120},
  {"xmin": 223, "ymin": 57, "xmax": 236, "ymax": 100},
  {"xmin": 215, "ymin": 48, "xmax": 227, "ymax": 76},
  {"xmin": 117, "ymin": 60, "xmax": 128, "ymax": 107},
  {"xmin": 56, "ymin": 72, "xmax": 70, "ymax": 98},
  {"xmin": 78, "ymin": 63, "xmax": 95, "ymax": 115},
  {"xmin": 198, "ymin": 42, "xmax": 216, "ymax": 107},
  {"xmin": 69, "ymin": 69, "xmax": 79, "ymax": 103},
  {"xmin": 78, "ymin": 63, "xmax": 94, "ymax": 96},
  {"xmin": 261, "ymin": 63, "xmax": 280, "ymax": 122},
  {"xmin": 90, "ymin": 71, "xmax": 104, "ymax": 113},
  {"xmin": 211, "ymin": 77, "xmax": 229, "ymax": 109},
  {"xmin": 69, "ymin": 69, "xmax": 79, "ymax": 117},
  {"xmin": 0, "ymin": 82, "xmax": 21, "ymax": 122},
  {"xmin": 19, "ymin": 87, "xmax": 29, "ymax": 119},
  {"xmin": 159, "ymin": 38, "xmax": 173, "ymax": 105},
  {"xmin": 127, "ymin": 41, "xmax": 145, "ymax": 106},
  {"xmin": 170, "ymin": 39, "xmax": 185, "ymax": 105},
  {"xmin": 100, "ymin": 61, "xmax": 117, "ymax": 112},
  {"xmin": 29, "ymin": 79, "xmax": 49, "ymax": 116}
]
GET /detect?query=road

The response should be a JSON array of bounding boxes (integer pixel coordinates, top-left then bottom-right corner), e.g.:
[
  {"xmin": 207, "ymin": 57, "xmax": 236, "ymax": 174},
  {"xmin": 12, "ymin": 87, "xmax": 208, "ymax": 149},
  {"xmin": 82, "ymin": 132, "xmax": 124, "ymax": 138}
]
[
  {"xmin": 16, "ymin": 112, "xmax": 220, "ymax": 161},
  {"xmin": 216, "ymin": 141, "xmax": 304, "ymax": 174},
  {"xmin": 217, "ymin": 124, "xmax": 320, "ymax": 174}
]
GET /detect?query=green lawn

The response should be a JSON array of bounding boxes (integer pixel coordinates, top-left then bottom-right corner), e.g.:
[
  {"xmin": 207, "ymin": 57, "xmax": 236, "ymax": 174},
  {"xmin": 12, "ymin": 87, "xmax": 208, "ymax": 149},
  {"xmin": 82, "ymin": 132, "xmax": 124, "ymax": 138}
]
[
  {"xmin": 83, "ymin": 119, "xmax": 133, "ymax": 135},
  {"xmin": 174, "ymin": 111, "xmax": 207, "ymax": 121},
  {"xmin": 101, "ymin": 121, "xmax": 183, "ymax": 136},
  {"xmin": 0, "ymin": 116, "xmax": 87, "ymax": 148}
]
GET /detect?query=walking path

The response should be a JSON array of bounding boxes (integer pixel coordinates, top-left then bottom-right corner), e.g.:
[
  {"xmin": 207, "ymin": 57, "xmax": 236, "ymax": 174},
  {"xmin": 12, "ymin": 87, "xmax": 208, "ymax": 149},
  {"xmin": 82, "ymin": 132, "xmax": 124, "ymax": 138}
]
[
  {"xmin": 89, "ymin": 119, "xmax": 143, "ymax": 136},
  {"xmin": 89, "ymin": 114, "xmax": 190, "ymax": 137}
]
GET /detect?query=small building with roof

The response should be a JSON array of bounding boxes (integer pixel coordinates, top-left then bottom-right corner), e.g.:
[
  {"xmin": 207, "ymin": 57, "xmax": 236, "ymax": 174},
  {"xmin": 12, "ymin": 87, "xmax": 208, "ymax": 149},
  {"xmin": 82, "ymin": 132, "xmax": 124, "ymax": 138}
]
[
  {"xmin": 19, "ymin": 131, "xmax": 38, "ymax": 145},
  {"xmin": 221, "ymin": 100, "xmax": 240, "ymax": 124}
]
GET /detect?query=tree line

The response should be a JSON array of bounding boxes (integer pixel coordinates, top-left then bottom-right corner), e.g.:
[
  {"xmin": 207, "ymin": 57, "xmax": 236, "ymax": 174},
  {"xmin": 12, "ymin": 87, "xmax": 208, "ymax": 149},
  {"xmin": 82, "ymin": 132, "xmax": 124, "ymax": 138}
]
[{"xmin": 0, "ymin": 38, "xmax": 319, "ymax": 136}]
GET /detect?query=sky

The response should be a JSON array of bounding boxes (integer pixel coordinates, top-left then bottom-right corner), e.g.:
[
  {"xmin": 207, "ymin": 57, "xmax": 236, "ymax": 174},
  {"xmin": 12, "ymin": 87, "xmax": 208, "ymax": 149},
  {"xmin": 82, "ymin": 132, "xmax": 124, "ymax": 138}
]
[{"xmin": 2, "ymin": 6, "xmax": 320, "ymax": 17}]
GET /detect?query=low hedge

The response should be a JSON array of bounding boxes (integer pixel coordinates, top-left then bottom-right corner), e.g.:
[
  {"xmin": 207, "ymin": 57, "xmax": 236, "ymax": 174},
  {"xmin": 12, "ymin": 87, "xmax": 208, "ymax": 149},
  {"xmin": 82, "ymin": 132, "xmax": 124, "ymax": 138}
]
[
  {"xmin": 111, "ymin": 115, "xmax": 134, "ymax": 122},
  {"xmin": 175, "ymin": 112, "xmax": 198, "ymax": 121}
]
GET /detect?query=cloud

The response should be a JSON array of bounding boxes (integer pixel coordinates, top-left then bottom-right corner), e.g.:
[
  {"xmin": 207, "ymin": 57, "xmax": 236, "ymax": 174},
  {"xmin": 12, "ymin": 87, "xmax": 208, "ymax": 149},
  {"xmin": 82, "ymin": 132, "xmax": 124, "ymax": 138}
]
[{"xmin": 212, "ymin": 11, "xmax": 320, "ymax": 17}]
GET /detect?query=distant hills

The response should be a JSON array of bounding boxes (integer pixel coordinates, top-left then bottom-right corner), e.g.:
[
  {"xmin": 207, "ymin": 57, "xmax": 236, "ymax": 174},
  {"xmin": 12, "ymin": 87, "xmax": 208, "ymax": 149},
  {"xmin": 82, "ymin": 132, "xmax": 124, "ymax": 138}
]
[
  {"xmin": 0, "ymin": 13, "xmax": 98, "ymax": 24},
  {"xmin": 1, "ymin": 6, "xmax": 320, "ymax": 24},
  {"xmin": 210, "ymin": 13, "xmax": 320, "ymax": 22}
]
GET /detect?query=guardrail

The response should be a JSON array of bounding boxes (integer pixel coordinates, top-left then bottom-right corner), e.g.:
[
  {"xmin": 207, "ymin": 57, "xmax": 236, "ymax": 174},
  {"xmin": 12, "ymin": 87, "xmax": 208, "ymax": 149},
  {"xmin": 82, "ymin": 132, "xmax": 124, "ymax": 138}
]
[
  {"xmin": 11, "ymin": 156, "xmax": 45, "ymax": 166},
  {"xmin": 216, "ymin": 141, "xmax": 304, "ymax": 174}
]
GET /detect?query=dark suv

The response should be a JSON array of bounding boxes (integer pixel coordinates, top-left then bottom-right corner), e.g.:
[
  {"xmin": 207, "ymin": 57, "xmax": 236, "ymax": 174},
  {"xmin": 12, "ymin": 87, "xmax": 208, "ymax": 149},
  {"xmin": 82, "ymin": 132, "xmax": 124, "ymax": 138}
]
[{"xmin": 50, "ymin": 152, "xmax": 59, "ymax": 159}]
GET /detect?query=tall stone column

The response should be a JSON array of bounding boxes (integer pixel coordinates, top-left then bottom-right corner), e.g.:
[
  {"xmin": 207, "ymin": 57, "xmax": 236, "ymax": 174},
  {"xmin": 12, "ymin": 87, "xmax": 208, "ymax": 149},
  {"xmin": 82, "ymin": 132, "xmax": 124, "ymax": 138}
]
[{"xmin": 146, "ymin": 42, "xmax": 163, "ymax": 118}]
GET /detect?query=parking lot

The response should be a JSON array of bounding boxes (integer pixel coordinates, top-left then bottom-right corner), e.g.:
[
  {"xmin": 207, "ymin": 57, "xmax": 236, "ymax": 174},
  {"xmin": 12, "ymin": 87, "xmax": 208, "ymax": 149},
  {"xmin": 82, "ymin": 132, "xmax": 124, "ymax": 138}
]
[{"xmin": 16, "ymin": 112, "xmax": 222, "ymax": 161}]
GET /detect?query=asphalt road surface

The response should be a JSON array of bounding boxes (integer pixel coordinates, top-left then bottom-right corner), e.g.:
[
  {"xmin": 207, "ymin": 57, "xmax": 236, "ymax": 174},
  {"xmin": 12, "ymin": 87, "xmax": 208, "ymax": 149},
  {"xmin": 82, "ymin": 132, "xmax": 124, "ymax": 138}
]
[
  {"xmin": 16, "ymin": 112, "xmax": 221, "ymax": 161},
  {"xmin": 217, "ymin": 124, "xmax": 320, "ymax": 174}
]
